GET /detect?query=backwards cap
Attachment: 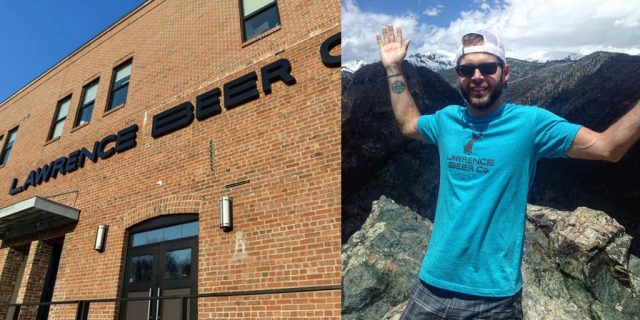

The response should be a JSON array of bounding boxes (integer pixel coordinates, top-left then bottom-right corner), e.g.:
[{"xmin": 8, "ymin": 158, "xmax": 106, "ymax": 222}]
[{"xmin": 455, "ymin": 30, "xmax": 506, "ymax": 65}]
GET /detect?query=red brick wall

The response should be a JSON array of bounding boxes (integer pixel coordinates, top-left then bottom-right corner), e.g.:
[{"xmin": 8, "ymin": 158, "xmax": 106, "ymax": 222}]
[
  {"xmin": 0, "ymin": 0, "xmax": 340, "ymax": 319},
  {"xmin": 15, "ymin": 241, "xmax": 52, "ymax": 320},
  {"xmin": 0, "ymin": 247, "xmax": 27, "ymax": 319},
  {"xmin": 199, "ymin": 290, "xmax": 341, "ymax": 319}
]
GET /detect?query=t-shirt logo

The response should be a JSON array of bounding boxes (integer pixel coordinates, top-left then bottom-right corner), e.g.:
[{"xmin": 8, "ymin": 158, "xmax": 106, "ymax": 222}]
[{"xmin": 464, "ymin": 132, "xmax": 483, "ymax": 154}]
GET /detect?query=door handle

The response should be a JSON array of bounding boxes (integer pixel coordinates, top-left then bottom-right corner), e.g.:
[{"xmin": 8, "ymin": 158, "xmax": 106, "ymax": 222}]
[
  {"xmin": 147, "ymin": 288, "xmax": 152, "ymax": 320},
  {"xmin": 155, "ymin": 287, "xmax": 161, "ymax": 320}
]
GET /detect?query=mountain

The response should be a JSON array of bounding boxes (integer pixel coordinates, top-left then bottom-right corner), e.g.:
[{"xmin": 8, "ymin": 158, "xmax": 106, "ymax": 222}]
[
  {"xmin": 343, "ymin": 51, "xmax": 584, "ymax": 78},
  {"xmin": 341, "ymin": 52, "xmax": 640, "ymax": 254},
  {"xmin": 341, "ymin": 61, "xmax": 464, "ymax": 243}
]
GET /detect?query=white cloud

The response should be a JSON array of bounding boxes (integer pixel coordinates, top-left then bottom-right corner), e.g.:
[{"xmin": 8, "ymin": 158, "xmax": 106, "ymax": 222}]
[
  {"xmin": 423, "ymin": 5, "xmax": 444, "ymax": 17},
  {"xmin": 342, "ymin": 0, "xmax": 640, "ymax": 64},
  {"xmin": 342, "ymin": 0, "xmax": 426, "ymax": 65}
]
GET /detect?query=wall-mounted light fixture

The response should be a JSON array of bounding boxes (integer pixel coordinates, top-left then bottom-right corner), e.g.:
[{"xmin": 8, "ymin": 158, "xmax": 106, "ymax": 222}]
[
  {"xmin": 220, "ymin": 196, "xmax": 232, "ymax": 232},
  {"xmin": 94, "ymin": 225, "xmax": 108, "ymax": 252}
]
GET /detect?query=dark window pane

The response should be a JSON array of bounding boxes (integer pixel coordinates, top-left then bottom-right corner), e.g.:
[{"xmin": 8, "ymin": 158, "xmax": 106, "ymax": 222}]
[
  {"xmin": 49, "ymin": 97, "xmax": 70, "ymax": 140},
  {"xmin": 109, "ymin": 85, "xmax": 128, "ymax": 109},
  {"xmin": 82, "ymin": 82, "xmax": 98, "ymax": 104},
  {"xmin": 163, "ymin": 224, "xmax": 182, "ymax": 242},
  {"xmin": 243, "ymin": 0, "xmax": 275, "ymax": 16},
  {"xmin": 181, "ymin": 221, "xmax": 198, "ymax": 238},
  {"xmin": 108, "ymin": 61, "xmax": 131, "ymax": 111},
  {"xmin": 0, "ymin": 148, "xmax": 10, "ymax": 165},
  {"xmin": 131, "ymin": 221, "xmax": 199, "ymax": 247},
  {"xmin": 130, "ymin": 255, "xmax": 153, "ymax": 283},
  {"xmin": 56, "ymin": 98, "xmax": 70, "ymax": 121},
  {"xmin": 77, "ymin": 102, "xmax": 94, "ymax": 126},
  {"xmin": 6, "ymin": 129, "xmax": 16, "ymax": 146},
  {"xmin": 113, "ymin": 62, "xmax": 131, "ymax": 85},
  {"xmin": 165, "ymin": 248, "xmax": 191, "ymax": 280},
  {"xmin": 113, "ymin": 75, "xmax": 130, "ymax": 89},
  {"xmin": 244, "ymin": 4, "xmax": 280, "ymax": 41},
  {"xmin": 132, "ymin": 233, "xmax": 146, "ymax": 247},
  {"xmin": 51, "ymin": 122, "xmax": 64, "ymax": 139},
  {"xmin": 1, "ymin": 128, "xmax": 17, "ymax": 165},
  {"xmin": 146, "ymin": 229, "xmax": 163, "ymax": 244},
  {"xmin": 75, "ymin": 80, "xmax": 98, "ymax": 126}
]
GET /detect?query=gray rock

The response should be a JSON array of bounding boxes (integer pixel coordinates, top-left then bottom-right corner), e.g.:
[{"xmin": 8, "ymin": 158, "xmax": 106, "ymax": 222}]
[
  {"xmin": 342, "ymin": 196, "xmax": 432, "ymax": 320},
  {"xmin": 382, "ymin": 301, "xmax": 408, "ymax": 320},
  {"xmin": 343, "ymin": 197, "xmax": 640, "ymax": 320},
  {"xmin": 630, "ymin": 255, "xmax": 640, "ymax": 294},
  {"xmin": 629, "ymin": 254, "xmax": 640, "ymax": 276}
]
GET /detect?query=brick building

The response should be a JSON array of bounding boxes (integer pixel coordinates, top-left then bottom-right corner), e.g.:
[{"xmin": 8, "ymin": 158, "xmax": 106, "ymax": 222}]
[{"xmin": 0, "ymin": 0, "xmax": 341, "ymax": 319}]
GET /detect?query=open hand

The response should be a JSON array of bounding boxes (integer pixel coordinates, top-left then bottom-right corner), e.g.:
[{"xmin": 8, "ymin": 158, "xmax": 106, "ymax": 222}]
[{"xmin": 376, "ymin": 25, "xmax": 411, "ymax": 70}]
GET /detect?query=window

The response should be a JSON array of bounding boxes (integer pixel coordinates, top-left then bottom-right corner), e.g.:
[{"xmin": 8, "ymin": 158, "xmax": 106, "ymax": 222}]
[
  {"xmin": 74, "ymin": 79, "xmax": 99, "ymax": 127},
  {"xmin": 48, "ymin": 96, "xmax": 71, "ymax": 141},
  {"xmin": 131, "ymin": 221, "xmax": 198, "ymax": 247},
  {"xmin": 107, "ymin": 60, "xmax": 132, "ymax": 110},
  {"xmin": 241, "ymin": 0, "xmax": 280, "ymax": 41},
  {"xmin": 0, "ymin": 127, "xmax": 18, "ymax": 166}
]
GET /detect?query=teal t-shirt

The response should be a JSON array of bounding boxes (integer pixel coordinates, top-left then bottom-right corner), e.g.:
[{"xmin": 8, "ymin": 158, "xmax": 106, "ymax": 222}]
[{"xmin": 416, "ymin": 103, "xmax": 581, "ymax": 297}]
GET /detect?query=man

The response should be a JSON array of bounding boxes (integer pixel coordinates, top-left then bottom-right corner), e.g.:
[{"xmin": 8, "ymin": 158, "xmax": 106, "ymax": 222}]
[{"xmin": 375, "ymin": 25, "xmax": 640, "ymax": 319}]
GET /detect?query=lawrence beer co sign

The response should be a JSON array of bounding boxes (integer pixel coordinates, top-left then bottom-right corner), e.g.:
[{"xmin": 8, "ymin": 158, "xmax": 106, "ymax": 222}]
[{"xmin": 7, "ymin": 33, "xmax": 341, "ymax": 196}]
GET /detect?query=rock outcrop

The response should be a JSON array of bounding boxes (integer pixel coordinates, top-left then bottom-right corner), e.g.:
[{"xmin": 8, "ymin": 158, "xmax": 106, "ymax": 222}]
[
  {"xmin": 342, "ymin": 196, "xmax": 432, "ymax": 320},
  {"xmin": 342, "ymin": 196, "xmax": 640, "ymax": 320}
]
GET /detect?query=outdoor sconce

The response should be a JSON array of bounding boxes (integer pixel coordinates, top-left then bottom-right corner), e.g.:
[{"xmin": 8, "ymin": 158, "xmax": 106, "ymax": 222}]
[
  {"xmin": 94, "ymin": 225, "xmax": 108, "ymax": 252},
  {"xmin": 220, "ymin": 196, "xmax": 233, "ymax": 232}
]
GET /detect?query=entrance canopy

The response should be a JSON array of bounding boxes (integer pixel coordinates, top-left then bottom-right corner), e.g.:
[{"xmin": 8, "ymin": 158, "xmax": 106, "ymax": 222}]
[{"xmin": 0, "ymin": 196, "xmax": 79, "ymax": 240}]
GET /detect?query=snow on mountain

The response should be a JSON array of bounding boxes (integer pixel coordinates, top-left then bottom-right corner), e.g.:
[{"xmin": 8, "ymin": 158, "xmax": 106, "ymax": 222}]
[
  {"xmin": 406, "ymin": 51, "xmax": 456, "ymax": 72},
  {"xmin": 342, "ymin": 60, "xmax": 367, "ymax": 74},
  {"xmin": 342, "ymin": 51, "xmax": 456, "ymax": 74},
  {"xmin": 526, "ymin": 51, "xmax": 584, "ymax": 63}
]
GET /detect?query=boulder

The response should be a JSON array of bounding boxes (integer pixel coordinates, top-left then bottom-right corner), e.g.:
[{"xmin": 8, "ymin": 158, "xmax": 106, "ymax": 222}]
[
  {"xmin": 342, "ymin": 196, "xmax": 431, "ymax": 320},
  {"xmin": 342, "ymin": 196, "xmax": 640, "ymax": 320}
]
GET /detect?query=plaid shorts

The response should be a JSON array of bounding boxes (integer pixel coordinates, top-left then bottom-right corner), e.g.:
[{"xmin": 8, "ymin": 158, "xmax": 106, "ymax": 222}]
[{"xmin": 399, "ymin": 280, "xmax": 523, "ymax": 320}]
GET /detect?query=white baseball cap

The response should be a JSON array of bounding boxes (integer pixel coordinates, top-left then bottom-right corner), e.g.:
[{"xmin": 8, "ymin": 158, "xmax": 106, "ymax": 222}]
[{"xmin": 455, "ymin": 30, "xmax": 506, "ymax": 65}]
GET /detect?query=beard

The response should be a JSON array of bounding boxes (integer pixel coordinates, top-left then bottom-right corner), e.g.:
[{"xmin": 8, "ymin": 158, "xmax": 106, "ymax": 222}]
[{"xmin": 459, "ymin": 76, "xmax": 505, "ymax": 111}]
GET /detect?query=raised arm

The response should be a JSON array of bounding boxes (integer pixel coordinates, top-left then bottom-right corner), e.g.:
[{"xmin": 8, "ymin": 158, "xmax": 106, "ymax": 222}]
[
  {"xmin": 376, "ymin": 25, "xmax": 423, "ymax": 141},
  {"xmin": 568, "ymin": 101, "xmax": 640, "ymax": 162}
]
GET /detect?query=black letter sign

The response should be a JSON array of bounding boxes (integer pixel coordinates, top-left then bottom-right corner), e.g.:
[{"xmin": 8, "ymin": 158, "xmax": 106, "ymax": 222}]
[
  {"xmin": 320, "ymin": 32, "xmax": 341, "ymax": 68},
  {"xmin": 196, "ymin": 88, "xmax": 222, "ymax": 120},
  {"xmin": 223, "ymin": 72, "xmax": 259, "ymax": 110},
  {"xmin": 261, "ymin": 59, "xmax": 296, "ymax": 94},
  {"xmin": 9, "ymin": 179, "xmax": 23, "ymax": 195},
  {"xmin": 115, "ymin": 124, "xmax": 139, "ymax": 152},
  {"xmin": 152, "ymin": 102, "xmax": 195, "ymax": 138},
  {"xmin": 97, "ymin": 135, "xmax": 117, "ymax": 160}
]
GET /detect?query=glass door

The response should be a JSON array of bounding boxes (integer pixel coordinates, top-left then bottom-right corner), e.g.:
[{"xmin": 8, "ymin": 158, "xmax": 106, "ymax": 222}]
[{"xmin": 121, "ymin": 216, "xmax": 198, "ymax": 320}]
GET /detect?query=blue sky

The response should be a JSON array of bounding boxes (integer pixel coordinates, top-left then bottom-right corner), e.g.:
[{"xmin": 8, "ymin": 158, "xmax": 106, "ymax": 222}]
[
  {"xmin": 343, "ymin": 0, "xmax": 640, "ymax": 65},
  {"xmin": 355, "ymin": 0, "xmax": 490, "ymax": 27},
  {"xmin": 0, "ymin": 1, "xmax": 147, "ymax": 103}
]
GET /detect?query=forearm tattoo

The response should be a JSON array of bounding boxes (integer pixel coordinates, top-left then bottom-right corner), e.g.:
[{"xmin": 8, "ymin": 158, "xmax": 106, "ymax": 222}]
[{"xmin": 391, "ymin": 80, "xmax": 406, "ymax": 94}]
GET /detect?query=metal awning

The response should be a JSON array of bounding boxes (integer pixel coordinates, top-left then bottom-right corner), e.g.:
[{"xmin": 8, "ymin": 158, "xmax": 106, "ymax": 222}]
[{"xmin": 0, "ymin": 196, "xmax": 79, "ymax": 240}]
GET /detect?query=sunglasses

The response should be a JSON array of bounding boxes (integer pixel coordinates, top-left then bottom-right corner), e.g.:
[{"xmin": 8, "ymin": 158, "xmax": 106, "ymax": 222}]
[{"xmin": 455, "ymin": 62, "xmax": 504, "ymax": 77}]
